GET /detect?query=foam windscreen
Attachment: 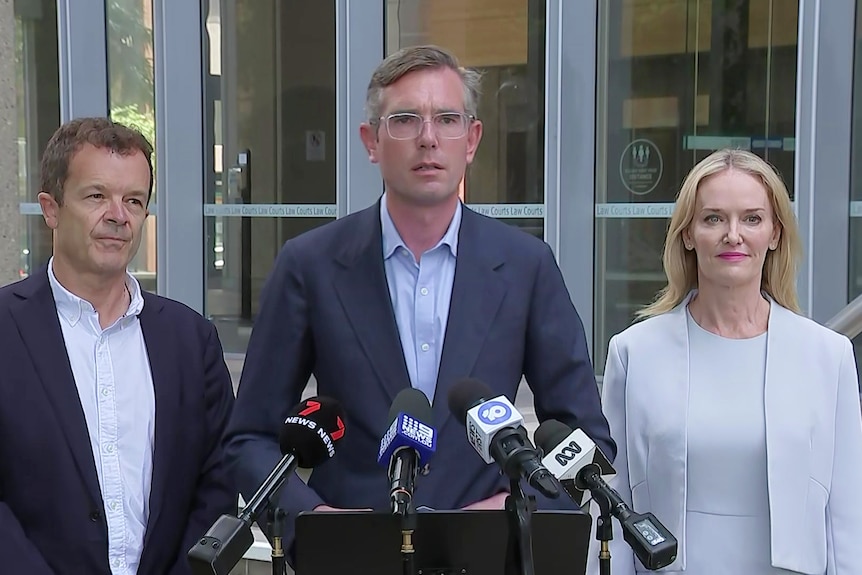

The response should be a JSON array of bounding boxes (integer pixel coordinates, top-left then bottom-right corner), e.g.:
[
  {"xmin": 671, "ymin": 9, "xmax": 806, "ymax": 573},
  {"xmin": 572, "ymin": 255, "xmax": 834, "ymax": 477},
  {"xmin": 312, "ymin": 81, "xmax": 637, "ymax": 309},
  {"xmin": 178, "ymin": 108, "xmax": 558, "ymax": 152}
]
[
  {"xmin": 278, "ymin": 396, "xmax": 346, "ymax": 468},
  {"xmin": 446, "ymin": 378, "xmax": 492, "ymax": 424},
  {"xmin": 387, "ymin": 388, "xmax": 433, "ymax": 426},
  {"xmin": 534, "ymin": 419, "xmax": 573, "ymax": 455}
]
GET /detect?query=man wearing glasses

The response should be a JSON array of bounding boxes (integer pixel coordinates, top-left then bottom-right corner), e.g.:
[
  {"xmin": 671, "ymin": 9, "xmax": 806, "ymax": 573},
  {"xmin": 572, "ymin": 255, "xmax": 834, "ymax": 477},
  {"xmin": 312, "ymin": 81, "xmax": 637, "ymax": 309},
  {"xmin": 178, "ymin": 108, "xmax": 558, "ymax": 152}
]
[{"xmin": 224, "ymin": 45, "xmax": 613, "ymax": 560}]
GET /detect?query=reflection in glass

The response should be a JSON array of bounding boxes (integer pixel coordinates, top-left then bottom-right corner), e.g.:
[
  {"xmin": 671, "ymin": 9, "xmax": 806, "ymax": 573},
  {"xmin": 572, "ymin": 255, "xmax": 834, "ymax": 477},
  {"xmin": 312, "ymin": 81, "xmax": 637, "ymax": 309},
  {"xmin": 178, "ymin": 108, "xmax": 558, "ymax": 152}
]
[
  {"xmin": 15, "ymin": 1, "xmax": 60, "ymax": 280},
  {"xmin": 848, "ymin": 0, "xmax": 862, "ymax": 376},
  {"xmin": 385, "ymin": 0, "xmax": 546, "ymax": 239},
  {"xmin": 203, "ymin": 0, "xmax": 336, "ymax": 353},
  {"xmin": 106, "ymin": 0, "xmax": 156, "ymax": 292},
  {"xmin": 849, "ymin": 1, "xmax": 862, "ymax": 301},
  {"xmin": 594, "ymin": 0, "xmax": 799, "ymax": 372}
]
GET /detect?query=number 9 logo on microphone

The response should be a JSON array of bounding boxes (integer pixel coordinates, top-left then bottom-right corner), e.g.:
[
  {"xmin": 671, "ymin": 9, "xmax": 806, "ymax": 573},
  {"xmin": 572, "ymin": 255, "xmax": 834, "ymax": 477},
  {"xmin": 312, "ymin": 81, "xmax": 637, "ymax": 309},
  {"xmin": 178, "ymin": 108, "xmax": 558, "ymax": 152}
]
[{"xmin": 478, "ymin": 401, "xmax": 512, "ymax": 424}]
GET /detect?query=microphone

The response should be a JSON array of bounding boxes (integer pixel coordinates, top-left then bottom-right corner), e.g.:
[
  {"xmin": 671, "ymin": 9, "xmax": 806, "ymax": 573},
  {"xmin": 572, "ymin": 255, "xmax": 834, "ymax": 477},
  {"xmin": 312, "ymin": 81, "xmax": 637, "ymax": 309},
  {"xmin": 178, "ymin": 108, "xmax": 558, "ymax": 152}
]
[
  {"xmin": 377, "ymin": 388, "xmax": 436, "ymax": 515},
  {"xmin": 188, "ymin": 396, "xmax": 347, "ymax": 575},
  {"xmin": 534, "ymin": 419, "xmax": 615, "ymax": 507},
  {"xmin": 534, "ymin": 420, "xmax": 677, "ymax": 571},
  {"xmin": 447, "ymin": 378, "xmax": 559, "ymax": 499}
]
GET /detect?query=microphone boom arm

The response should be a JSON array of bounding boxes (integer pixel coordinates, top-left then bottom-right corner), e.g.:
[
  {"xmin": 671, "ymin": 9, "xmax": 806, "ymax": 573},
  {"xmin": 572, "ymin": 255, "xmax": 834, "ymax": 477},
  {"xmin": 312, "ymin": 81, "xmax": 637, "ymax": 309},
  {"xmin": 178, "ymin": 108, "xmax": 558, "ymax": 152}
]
[
  {"xmin": 240, "ymin": 453, "xmax": 298, "ymax": 524},
  {"xmin": 188, "ymin": 452, "xmax": 299, "ymax": 575}
]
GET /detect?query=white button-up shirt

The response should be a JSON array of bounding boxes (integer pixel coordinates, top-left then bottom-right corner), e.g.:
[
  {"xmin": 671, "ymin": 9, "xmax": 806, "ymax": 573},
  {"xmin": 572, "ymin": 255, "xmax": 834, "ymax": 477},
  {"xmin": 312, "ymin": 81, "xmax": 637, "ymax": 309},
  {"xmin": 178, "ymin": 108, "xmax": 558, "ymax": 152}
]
[{"xmin": 48, "ymin": 260, "xmax": 155, "ymax": 575}]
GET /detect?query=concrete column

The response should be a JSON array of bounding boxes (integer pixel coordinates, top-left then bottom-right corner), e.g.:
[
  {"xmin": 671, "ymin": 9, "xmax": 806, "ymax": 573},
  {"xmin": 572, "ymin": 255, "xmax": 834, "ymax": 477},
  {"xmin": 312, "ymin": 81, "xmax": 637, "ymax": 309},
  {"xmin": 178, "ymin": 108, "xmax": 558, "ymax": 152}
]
[{"xmin": 0, "ymin": 0, "xmax": 19, "ymax": 287}]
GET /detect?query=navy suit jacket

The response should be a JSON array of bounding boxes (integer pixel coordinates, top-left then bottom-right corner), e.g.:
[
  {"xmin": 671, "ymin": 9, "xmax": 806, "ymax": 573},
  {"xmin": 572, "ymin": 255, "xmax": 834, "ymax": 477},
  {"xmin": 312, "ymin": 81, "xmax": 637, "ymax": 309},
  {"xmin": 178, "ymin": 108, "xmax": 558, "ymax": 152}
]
[
  {"xmin": 223, "ymin": 201, "xmax": 614, "ymax": 557},
  {"xmin": 0, "ymin": 268, "xmax": 236, "ymax": 575}
]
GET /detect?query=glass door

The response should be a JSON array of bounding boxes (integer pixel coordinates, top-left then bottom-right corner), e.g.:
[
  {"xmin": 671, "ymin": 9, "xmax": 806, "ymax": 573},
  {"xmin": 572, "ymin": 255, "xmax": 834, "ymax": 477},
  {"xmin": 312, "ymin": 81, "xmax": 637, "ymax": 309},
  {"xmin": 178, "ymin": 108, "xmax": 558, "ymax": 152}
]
[
  {"xmin": 203, "ymin": 0, "xmax": 337, "ymax": 353},
  {"xmin": 594, "ymin": 0, "xmax": 800, "ymax": 371},
  {"xmin": 15, "ymin": 0, "xmax": 60, "ymax": 283},
  {"xmin": 386, "ymin": 0, "xmax": 547, "ymax": 239},
  {"xmin": 847, "ymin": 0, "xmax": 862, "ymax": 379}
]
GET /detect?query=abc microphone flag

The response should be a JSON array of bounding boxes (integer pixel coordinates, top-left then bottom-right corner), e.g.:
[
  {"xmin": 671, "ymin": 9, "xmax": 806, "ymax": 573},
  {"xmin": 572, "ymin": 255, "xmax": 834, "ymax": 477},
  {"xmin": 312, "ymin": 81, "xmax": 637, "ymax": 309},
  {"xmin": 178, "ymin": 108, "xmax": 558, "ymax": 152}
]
[
  {"xmin": 535, "ymin": 420, "xmax": 678, "ymax": 570},
  {"xmin": 535, "ymin": 419, "xmax": 615, "ymax": 507}
]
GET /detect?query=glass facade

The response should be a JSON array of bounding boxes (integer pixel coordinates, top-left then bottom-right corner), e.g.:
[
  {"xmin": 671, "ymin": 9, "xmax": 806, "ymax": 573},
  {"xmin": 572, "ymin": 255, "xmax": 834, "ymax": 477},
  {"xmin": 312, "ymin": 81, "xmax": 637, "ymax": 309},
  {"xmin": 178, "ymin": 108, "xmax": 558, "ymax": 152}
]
[
  {"xmin": 202, "ymin": 0, "xmax": 337, "ymax": 353},
  {"xmin": 6, "ymin": 0, "xmax": 861, "ymax": 382},
  {"xmin": 106, "ymin": 0, "xmax": 156, "ymax": 292},
  {"xmin": 387, "ymin": 0, "xmax": 546, "ymax": 239},
  {"xmin": 850, "ymin": 0, "xmax": 862, "ymax": 301},
  {"xmin": 15, "ymin": 0, "xmax": 59, "ymax": 280},
  {"xmin": 850, "ymin": 0, "xmax": 862, "ymax": 370},
  {"xmin": 594, "ymin": 0, "xmax": 799, "ymax": 371}
]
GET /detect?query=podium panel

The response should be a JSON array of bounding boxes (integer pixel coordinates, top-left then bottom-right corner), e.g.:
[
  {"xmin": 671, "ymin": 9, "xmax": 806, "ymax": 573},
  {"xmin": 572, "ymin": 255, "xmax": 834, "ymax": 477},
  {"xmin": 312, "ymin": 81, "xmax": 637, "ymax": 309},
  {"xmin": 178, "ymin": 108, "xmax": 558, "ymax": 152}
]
[{"xmin": 295, "ymin": 510, "xmax": 591, "ymax": 575}]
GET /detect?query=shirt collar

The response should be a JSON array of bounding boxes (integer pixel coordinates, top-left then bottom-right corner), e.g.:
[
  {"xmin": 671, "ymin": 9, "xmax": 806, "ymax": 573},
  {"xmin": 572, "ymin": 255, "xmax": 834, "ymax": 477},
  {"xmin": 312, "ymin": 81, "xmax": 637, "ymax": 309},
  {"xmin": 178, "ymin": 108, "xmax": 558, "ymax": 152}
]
[
  {"xmin": 47, "ymin": 256, "xmax": 145, "ymax": 326},
  {"xmin": 380, "ymin": 193, "xmax": 461, "ymax": 260}
]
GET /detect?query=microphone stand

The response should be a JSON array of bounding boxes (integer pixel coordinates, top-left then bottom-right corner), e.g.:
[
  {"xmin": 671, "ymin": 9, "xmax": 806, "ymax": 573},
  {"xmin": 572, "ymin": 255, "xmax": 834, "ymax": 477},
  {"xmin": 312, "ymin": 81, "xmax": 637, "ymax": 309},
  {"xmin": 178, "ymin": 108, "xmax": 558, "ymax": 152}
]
[
  {"xmin": 582, "ymin": 467, "xmax": 678, "ymax": 572},
  {"xmin": 586, "ymin": 468, "xmax": 614, "ymax": 575},
  {"xmin": 504, "ymin": 477, "xmax": 536, "ymax": 575},
  {"xmin": 188, "ymin": 453, "xmax": 297, "ymax": 575},
  {"xmin": 390, "ymin": 450, "xmax": 418, "ymax": 575},
  {"xmin": 397, "ymin": 501, "xmax": 417, "ymax": 575},
  {"xmin": 594, "ymin": 502, "xmax": 614, "ymax": 575},
  {"xmin": 267, "ymin": 507, "xmax": 287, "ymax": 575}
]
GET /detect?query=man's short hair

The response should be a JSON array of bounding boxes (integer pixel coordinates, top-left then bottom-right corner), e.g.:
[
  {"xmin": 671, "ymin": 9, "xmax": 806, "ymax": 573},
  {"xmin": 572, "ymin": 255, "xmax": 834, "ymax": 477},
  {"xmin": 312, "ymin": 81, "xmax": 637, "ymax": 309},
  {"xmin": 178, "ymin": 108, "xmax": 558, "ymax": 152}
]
[
  {"xmin": 365, "ymin": 45, "xmax": 483, "ymax": 122},
  {"xmin": 40, "ymin": 117, "xmax": 154, "ymax": 205}
]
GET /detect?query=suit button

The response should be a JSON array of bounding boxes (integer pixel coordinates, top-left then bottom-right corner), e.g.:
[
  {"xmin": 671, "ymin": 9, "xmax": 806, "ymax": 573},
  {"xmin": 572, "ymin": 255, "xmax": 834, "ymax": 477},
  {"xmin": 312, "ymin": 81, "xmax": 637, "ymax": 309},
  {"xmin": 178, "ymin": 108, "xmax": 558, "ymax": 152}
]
[{"xmin": 90, "ymin": 510, "xmax": 101, "ymax": 522}]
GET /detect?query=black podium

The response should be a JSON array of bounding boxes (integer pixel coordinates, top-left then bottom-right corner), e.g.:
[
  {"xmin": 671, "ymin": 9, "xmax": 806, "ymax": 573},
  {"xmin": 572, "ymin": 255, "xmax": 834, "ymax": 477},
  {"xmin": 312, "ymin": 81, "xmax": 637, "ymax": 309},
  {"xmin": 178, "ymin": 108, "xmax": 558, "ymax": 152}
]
[{"xmin": 294, "ymin": 509, "xmax": 592, "ymax": 575}]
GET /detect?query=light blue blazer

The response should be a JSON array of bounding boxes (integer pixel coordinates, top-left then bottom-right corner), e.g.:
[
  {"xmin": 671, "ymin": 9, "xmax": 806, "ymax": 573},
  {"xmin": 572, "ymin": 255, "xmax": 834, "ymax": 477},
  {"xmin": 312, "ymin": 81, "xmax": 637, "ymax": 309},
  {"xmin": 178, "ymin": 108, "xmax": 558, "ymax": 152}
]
[{"xmin": 595, "ymin": 293, "xmax": 862, "ymax": 575}]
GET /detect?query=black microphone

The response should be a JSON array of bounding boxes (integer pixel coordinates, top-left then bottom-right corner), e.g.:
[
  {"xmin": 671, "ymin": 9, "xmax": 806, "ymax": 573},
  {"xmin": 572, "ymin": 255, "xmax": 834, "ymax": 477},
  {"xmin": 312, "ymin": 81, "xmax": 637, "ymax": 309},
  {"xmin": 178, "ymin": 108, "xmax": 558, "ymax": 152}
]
[
  {"xmin": 377, "ymin": 388, "xmax": 437, "ymax": 515},
  {"xmin": 188, "ymin": 396, "xmax": 347, "ymax": 575},
  {"xmin": 534, "ymin": 420, "xmax": 677, "ymax": 571},
  {"xmin": 533, "ymin": 418, "xmax": 616, "ymax": 507},
  {"xmin": 448, "ymin": 378, "xmax": 559, "ymax": 498}
]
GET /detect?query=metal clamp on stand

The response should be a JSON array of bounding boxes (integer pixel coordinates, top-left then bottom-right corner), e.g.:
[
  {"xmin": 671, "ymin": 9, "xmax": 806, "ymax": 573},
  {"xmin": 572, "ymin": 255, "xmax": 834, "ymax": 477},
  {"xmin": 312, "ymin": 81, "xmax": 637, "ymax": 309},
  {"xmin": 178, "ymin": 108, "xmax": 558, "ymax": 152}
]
[
  {"xmin": 593, "ymin": 492, "xmax": 615, "ymax": 575},
  {"xmin": 399, "ymin": 504, "xmax": 417, "ymax": 575},
  {"xmin": 267, "ymin": 507, "xmax": 287, "ymax": 575}
]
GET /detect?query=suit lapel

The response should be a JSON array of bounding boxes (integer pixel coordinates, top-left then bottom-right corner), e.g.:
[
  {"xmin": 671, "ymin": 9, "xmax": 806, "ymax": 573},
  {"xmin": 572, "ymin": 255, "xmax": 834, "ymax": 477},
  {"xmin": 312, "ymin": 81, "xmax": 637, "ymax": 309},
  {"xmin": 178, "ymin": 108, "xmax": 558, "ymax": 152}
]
[
  {"xmin": 333, "ymin": 205, "xmax": 411, "ymax": 404},
  {"xmin": 622, "ymin": 297, "xmax": 694, "ymax": 572},
  {"xmin": 433, "ymin": 209, "xmax": 507, "ymax": 430},
  {"xmin": 654, "ymin": 301, "xmax": 692, "ymax": 571},
  {"xmin": 9, "ymin": 270, "xmax": 104, "ymax": 504},
  {"xmin": 138, "ymin": 294, "xmax": 179, "ymax": 552},
  {"xmin": 763, "ymin": 301, "xmax": 809, "ymax": 568}
]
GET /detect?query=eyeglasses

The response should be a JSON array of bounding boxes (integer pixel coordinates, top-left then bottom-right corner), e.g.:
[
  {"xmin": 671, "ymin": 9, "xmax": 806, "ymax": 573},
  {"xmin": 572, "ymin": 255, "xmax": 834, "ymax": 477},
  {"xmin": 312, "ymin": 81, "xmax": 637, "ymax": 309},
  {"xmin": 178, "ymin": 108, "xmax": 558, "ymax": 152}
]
[{"xmin": 375, "ymin": 112, "xmax": 475, "ymax": 140}]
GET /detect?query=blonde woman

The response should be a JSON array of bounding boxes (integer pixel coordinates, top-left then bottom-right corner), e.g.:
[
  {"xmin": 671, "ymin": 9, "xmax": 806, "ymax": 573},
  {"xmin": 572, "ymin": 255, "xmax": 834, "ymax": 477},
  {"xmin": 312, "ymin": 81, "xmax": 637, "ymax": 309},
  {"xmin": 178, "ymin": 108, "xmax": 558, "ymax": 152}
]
[{"xmin": 599, "ymin": 149, "xmax": 862, "ymax": 574}]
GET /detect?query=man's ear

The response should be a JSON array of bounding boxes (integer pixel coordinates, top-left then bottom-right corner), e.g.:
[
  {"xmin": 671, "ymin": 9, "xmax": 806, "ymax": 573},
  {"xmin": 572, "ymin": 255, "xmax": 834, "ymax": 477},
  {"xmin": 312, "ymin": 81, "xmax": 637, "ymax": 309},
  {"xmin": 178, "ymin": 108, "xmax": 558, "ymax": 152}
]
[
  {"xmin": 359, "ymin": 123, "xmax": 381, "ymax": 164},
  {"xmin": 465, "ymin": 119, "xmax": 483, "ymax": 164},
  {"xmin": 37, "ymin": 192, "xmax": 60, "ymax": 230}
]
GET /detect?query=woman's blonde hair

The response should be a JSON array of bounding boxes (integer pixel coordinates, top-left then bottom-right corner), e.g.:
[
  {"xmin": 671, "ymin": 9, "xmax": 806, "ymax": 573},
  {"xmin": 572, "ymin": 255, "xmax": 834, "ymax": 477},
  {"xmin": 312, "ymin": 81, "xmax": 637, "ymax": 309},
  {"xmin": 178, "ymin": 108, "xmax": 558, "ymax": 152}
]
[{"xmin": 637, "ymin": 148, "xmax": 801, "ymax": 319}]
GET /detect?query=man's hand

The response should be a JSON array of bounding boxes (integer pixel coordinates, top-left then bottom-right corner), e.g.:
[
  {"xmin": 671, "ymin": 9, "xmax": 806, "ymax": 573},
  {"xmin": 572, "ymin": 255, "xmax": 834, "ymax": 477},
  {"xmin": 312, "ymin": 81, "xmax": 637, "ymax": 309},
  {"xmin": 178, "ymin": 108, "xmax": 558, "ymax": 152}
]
[{"xmin": 461, "ymin": 492, "xmax": 509, "ymax": 510}]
